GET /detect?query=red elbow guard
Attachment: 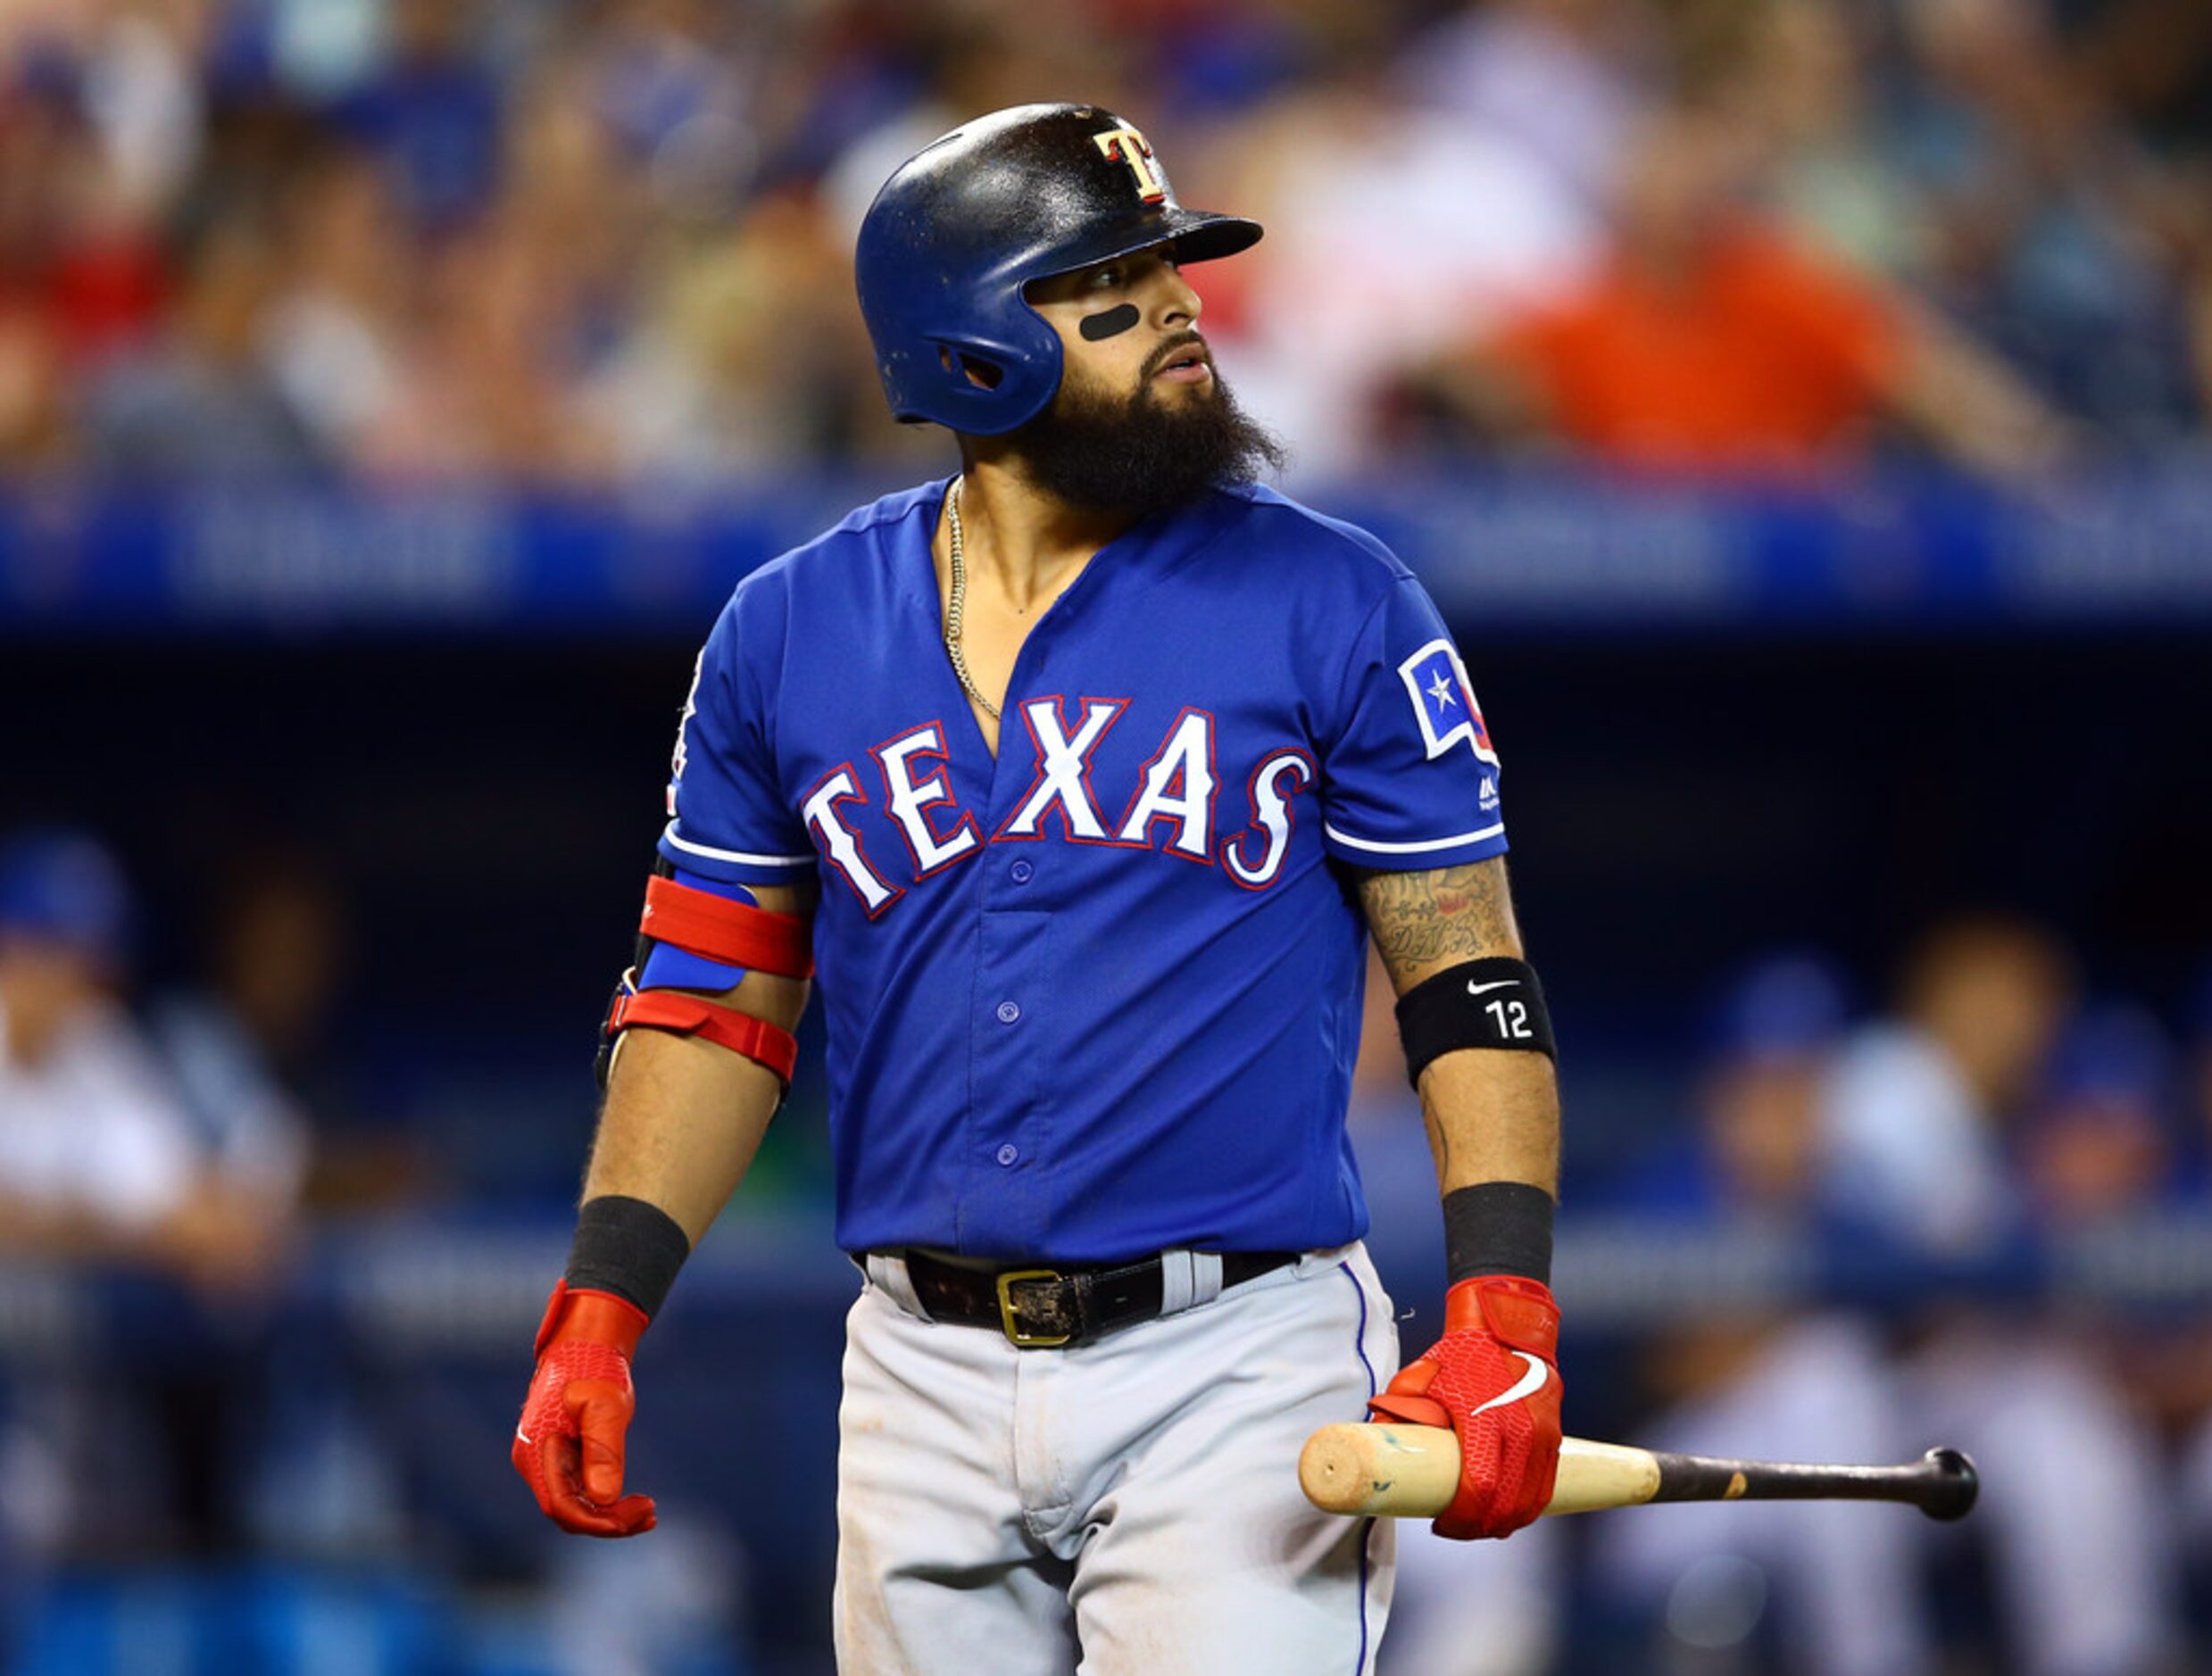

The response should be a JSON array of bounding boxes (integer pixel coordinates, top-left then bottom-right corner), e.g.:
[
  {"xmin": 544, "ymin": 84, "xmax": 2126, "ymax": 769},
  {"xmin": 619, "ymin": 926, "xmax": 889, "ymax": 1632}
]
[
  {"xmin": 638, "ymin": 875, "xmax": 813, "ymax": 977},
  {"xmin": 603, "ymin": 986, "xmax": 800, "ymax": 1089}
]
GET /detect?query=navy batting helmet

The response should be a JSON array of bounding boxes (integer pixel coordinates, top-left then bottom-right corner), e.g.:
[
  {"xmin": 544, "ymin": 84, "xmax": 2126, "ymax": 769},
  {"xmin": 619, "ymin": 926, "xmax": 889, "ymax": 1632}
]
[{"xmin": 855, "ymin": 103, "xmax": 1262, "ymax": 435}]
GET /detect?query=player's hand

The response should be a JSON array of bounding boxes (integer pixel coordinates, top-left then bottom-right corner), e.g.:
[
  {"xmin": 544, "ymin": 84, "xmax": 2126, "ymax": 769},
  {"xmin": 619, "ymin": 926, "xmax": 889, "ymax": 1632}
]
[
  {"xmin": 512, "ymin": 1280, "xmax": 658, "ymax": 1538},
  {"xmin": 1367, "ymin": 1274, "xmax": 1562, "ymax": 1539}
]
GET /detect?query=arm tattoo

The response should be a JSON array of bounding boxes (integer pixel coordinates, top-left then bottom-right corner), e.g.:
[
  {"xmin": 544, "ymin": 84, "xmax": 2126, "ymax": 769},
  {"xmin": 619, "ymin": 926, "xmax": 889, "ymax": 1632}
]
[{"xmin": 1356, "ymin": 858, "xmax": 1520, "ymax": 984}]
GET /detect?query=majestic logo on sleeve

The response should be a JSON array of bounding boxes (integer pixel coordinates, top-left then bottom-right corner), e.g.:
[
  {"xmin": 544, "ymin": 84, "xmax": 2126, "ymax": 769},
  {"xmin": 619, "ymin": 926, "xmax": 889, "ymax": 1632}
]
[
  {"xmin": 1397, "ymin": 639, "xmax": 1498, "ymax": 766},
  {"xmin": 1093, "ymin": 125, "xmax": 1167, "ymax": 203}
]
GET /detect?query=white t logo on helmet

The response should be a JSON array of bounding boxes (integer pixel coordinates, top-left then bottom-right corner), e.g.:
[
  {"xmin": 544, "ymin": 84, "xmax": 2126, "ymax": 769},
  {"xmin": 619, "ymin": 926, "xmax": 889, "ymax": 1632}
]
[{"xmin": 1094, "ymin": 126, "xmax": 1167, "ymax": 203}]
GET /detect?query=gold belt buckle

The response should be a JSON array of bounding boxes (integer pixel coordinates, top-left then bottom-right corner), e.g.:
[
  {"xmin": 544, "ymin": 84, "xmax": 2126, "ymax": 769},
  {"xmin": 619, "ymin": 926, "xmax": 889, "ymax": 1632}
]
[{"xmin": 995, "ymin": 1268, "xmax": 1071, "ymax": 1348}]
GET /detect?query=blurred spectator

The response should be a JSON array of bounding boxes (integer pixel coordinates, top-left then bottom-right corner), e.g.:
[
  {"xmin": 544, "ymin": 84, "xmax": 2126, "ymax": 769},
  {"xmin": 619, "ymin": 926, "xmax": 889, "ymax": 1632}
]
[
  {"xmin": 1623, "ymin": 952, "xmax": 1857, "ymax": 1227},
  {"xmin": 81, "ymin": 208, "xmax": 326, "ymax": 481},
  {"xmin": 0, "ymin": 50, "xmax": 169, "ymax": 471},
  {"xmin": 1596, "ymin": 954, "xmax": 1933, "ymax": 1676},
  {"xmin": 587, "ymin": 0, "xmax": 754, "ymax": 204},
  {"xmin": 262, "ymin": 144, "xmax": 412, "ymax": 466},
  {"xmin": 1824, "ymin": 922, "xmax": 2182, "ymax": 1674},
  {"xmin": 585, "ymin": 193, "xmax": 887, "ymax": 480},
  {"xmin": 1418, "ymin": 96, "xmax": 2071, "ymax": 479},
  {"xmin": 146, "ymin": 861, "xmax": 328, "ymax": 1216},
  {"xmin": 2019, "ymin": 1001, "xmax": 2180, "ymax": 1227},
  {"xmin": 1403, "ymin": 0, "xmax": 1654, "ymax": 208},
  {"xmin": 28, "ymin": 66, "xmax": 176, "ymax": 376},
  {"xmin": 137, "ymin": 850, "xmax": 425, "ymax": 1563},
  {"xmin": 0, "ymin": 829, "xmax": 281, "ymax": 1287},
  {"xmin": 1210, "ymin": 25, "xmax": 1602, "ymax": 480},
  {"xmin": 151, "ymin": 845, "xmax": 433, "ymax": 1213},
  {"xmin": 1821, "ymin": 911, "xmax": 2073, "ymax": 1250},
  {"xmin": 73, "ymin": 1, "xmax": 208, "ymax": 224},
  {"xmin": 1905, "ymin": 1278, "xmax": 2185, "ymax": 1668},
  {"xmin": 0, "ymin": 828, "xmax": 291, "ymax": 1559},
  {"xmin": 333, "ymin": 0, "xmax": 503, "ymax": 235}
]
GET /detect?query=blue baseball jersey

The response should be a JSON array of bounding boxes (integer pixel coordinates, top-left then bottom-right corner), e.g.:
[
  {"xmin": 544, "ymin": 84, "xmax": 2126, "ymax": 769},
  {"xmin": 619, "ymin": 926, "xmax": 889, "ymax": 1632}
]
[{"xmin": 659, "ymin": 478, "xmax": 1508, "ymax": 1263}]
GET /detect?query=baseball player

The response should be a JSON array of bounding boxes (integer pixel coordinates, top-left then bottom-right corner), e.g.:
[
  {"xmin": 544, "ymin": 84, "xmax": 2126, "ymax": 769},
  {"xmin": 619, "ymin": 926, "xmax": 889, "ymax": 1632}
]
[{"xmin": 513, "ymin": 104, "xmax": 1566, "ymax": 1673}]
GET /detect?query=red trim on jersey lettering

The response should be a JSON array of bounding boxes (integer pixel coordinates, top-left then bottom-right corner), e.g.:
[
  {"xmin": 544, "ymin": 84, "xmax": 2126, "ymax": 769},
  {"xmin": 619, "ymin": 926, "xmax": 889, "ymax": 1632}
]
[
  {"xmin": 801, "ymin": 761, "xmax": 905, "ymax": 919},
  {"xmin": 639, "ymin": 875, "xmax": 815, "ymax": 977},
  {"xmin": 1220, "ymin": 748, "xmax": 1315, "ymax": 892},
  {"xmin": 1110, "ymin": 705, "xmax": 1220, "ymax": 867},
  {"xmin": 991, "ymin": 696, "xmax": 1128, "ymax": 847},
  {"xmin": 868, "ymin": 718, "xmax": 984, "ymax": 882},
  {"xmin": 604, "ymin": 988, "xmax": 799, "ymax": 1088}
]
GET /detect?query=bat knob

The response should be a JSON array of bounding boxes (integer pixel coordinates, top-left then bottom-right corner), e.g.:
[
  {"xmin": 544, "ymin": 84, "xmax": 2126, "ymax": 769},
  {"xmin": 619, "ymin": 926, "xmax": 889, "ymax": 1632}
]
[{"xmin": 1918, "ymin": 1448, "xmax": 1979, "ymax": 1522}]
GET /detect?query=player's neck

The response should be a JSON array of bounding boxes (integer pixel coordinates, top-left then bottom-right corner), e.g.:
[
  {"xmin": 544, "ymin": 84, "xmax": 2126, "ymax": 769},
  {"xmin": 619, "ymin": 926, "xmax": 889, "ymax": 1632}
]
[{"xmin": 952, "ymin": 453, "xmax": 1133, "ymax": 611}]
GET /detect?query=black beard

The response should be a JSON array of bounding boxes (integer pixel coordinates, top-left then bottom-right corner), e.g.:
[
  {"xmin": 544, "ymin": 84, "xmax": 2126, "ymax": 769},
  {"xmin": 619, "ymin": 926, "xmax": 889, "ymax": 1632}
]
[{"xmin": 1009, "ymin": 361, "xmax": 1285, "ymax": 519}]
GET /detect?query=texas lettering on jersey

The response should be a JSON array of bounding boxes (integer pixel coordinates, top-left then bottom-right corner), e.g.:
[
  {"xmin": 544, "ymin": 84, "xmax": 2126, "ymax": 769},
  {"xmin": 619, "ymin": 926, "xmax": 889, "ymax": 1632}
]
[{"xmin": 794, "ymin": 700, "xmax": 1317, "ymax": 916}]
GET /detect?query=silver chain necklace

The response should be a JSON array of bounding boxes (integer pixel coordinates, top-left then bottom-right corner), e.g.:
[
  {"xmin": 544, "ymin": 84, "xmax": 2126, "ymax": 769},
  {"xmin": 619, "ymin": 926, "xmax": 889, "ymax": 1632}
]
[{"xmin": 944, "ymin": 479, "xmax": 1000, "ymax": 721}]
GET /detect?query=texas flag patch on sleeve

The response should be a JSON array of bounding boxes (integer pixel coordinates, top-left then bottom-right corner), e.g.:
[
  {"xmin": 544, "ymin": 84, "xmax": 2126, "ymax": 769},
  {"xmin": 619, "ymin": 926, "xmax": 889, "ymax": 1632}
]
[{"xmin": 1397, "ymin": 638, "xmax": 1499, "ymax": 766}]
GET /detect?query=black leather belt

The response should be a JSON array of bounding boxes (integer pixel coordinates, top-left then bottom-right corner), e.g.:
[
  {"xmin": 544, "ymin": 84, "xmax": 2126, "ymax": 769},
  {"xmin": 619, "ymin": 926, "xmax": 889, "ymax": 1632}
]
[{"xmin": 892, "ymin": 1249, "xmax": 1300, "ymax": 1348}]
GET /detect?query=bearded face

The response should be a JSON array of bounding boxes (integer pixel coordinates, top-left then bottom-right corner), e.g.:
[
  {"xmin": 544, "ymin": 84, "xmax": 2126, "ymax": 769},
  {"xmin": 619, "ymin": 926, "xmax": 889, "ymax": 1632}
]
[
  {"xmin": 1009, "ymin": 339, "xmax": 1285, "ymax": 519},
  {"xmin": 987, "ymin": 247, "xmax": 1285, "ymax": 519}
]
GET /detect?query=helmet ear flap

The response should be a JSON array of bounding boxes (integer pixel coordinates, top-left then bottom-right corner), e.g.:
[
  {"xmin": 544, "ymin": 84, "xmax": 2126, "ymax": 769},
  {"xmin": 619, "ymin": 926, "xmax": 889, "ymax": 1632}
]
[
  {"xmin": 911, "ymin": 323, "xmax": 1060, "ymax": 435},
  {"xmin": 937, "ymin": 345, "xmax": 1006, "ymax": 390}
]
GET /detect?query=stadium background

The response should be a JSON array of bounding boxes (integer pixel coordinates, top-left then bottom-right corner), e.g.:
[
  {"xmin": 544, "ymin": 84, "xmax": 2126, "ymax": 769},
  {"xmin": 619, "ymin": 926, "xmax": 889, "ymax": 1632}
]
[{"xmin": 4, "ymin": 0, "xmax": 2211, "ymax": 1671}]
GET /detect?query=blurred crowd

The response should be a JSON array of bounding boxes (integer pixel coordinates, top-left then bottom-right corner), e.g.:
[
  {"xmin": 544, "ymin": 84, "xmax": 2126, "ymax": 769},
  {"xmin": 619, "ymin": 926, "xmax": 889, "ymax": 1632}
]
[
  {"xmin": 2, "ymin": 0, "xmax": 2209, "ymax": 490},
  {"xmin": 0, "ymin": 829, "xmax": 370, "ymax": 1564}
]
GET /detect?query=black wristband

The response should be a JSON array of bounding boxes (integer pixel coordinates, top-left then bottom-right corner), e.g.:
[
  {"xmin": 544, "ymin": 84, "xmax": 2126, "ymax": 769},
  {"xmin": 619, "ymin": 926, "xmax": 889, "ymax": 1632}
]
[
  {"xmin": 1443, "ymin": 1182, "xmax": 1555, "ymax": 1286},
  {"xmin": 565, "ymin": 1193, "xmax": 693, "ymax": 1320},
  {"xmin": 1395, "ymin": 957, "xmax": 1557, "ymax": 1088}
]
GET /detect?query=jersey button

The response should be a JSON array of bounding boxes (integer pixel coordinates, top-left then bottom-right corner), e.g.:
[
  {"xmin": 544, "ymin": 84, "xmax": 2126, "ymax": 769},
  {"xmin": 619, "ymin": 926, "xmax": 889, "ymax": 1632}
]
[
  {"xmin": 995, "ymin": 1143, "xmax": 1019, "ymax": 1167},
  {"xmin": 1010, "ymin": 859, "xmax": 1034, "ymax": 884},
  {"xmin": 995, "ymin": 1000, "xmax": 1022, "ymax": 1025}
]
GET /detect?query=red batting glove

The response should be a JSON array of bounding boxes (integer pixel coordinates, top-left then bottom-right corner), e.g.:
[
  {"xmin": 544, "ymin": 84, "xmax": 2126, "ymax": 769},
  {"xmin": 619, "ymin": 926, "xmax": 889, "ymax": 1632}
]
[
  {"xmin": 512, "ymin": 1279, "xmax": 658, "ymax": 1538},
  {"xmin": 1368, "ymin": 1274, "xmax": 1562, "ymax": 1539}
]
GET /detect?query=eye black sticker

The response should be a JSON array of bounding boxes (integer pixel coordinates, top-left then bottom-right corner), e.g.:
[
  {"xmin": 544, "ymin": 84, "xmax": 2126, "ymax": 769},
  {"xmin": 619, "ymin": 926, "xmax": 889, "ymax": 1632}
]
[{"xmin": 1079, "ymin": 303, "xmax": 1141, "ymax": 341}]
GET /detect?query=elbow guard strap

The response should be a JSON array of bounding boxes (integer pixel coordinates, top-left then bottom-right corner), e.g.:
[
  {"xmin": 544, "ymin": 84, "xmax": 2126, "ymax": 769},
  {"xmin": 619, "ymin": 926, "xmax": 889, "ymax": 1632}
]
[
  {"xmin": 1395, "ymin": 957, "xmax": 1557, "ymax": 1087},
  {"xmin": 639, "ymin": 874, "xmax": 813, "ymax": 977},
  {"xmin": 603, "ymin": 983, "xmax": 800, "ymax": 1089}
]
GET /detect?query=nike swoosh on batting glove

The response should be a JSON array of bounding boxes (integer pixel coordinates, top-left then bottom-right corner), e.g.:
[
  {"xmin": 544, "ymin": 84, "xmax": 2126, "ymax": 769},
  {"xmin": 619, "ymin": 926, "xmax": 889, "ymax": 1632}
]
[
  {"xmin": 512, "ymin": 1279, "xmax": 659, "ymax": 1538},
  {"xmin": 1367, "ymin": 1274, "xmax": 1562, "ymax": 1540}
]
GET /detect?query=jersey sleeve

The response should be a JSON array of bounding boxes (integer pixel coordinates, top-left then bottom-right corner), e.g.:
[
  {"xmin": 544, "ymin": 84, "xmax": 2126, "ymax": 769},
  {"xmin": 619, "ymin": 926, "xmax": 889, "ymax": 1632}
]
[
  {"xmin": 1318, "ymin": 574, "xmax": 1509, "ymax": 871},
  {"xmin": 656, "ymin": 590, "xmax": 814, "ymax": 888}
]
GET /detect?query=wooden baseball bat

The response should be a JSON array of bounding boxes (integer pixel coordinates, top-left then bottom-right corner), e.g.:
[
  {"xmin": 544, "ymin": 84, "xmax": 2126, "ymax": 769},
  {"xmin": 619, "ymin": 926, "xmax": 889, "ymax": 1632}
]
[{"xmin": 1299, "ymin": 1425, "xmax": 1979, "ymax": 1522}]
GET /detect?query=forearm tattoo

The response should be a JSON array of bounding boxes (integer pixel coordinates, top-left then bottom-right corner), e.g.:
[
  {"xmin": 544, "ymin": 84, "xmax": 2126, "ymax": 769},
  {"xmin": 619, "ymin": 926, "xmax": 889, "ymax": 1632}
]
[{"xmin": 1356, "ymin": 858, "xmax": 1519, "ymax": 980}]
